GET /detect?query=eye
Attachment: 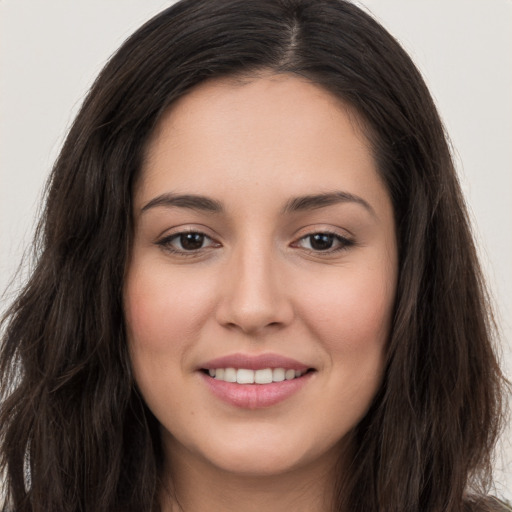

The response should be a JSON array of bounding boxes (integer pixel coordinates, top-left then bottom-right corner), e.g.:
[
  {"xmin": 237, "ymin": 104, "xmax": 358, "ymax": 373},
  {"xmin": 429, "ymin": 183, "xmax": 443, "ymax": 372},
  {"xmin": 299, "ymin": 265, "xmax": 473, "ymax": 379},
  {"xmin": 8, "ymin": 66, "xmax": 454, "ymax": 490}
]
[
  {"xmin": 157, "ymin": 231, "xmax": 219, "ymax": 254},
  {"xmin": 293, "ymin": 232, "xmax": 353, "ymax": 253}
]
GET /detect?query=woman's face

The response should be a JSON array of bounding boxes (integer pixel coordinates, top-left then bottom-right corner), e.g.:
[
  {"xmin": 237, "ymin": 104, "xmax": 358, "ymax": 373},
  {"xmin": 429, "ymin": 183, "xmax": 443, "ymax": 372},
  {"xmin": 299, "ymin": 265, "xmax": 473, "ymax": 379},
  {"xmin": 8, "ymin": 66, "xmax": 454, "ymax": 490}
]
[{"xmin": 124, "ymin": 74, "xmax": 397, "ymax": 479}]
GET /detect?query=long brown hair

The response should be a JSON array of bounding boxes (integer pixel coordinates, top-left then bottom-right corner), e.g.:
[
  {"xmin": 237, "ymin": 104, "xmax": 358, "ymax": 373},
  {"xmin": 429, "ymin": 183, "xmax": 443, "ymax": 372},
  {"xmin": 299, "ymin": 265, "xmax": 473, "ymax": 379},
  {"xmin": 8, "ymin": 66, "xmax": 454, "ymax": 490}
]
[{"xmin": 0, "ymin": 1, "xmax": 508, "ymax": 511}]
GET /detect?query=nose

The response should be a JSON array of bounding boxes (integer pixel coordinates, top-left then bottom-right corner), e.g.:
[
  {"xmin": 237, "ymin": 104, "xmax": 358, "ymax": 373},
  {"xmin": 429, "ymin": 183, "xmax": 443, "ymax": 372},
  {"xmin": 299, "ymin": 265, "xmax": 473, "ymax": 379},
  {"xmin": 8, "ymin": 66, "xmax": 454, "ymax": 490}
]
[{"xmin": 215, "ymin": 241, "xmax": 294, "ymax": 335}]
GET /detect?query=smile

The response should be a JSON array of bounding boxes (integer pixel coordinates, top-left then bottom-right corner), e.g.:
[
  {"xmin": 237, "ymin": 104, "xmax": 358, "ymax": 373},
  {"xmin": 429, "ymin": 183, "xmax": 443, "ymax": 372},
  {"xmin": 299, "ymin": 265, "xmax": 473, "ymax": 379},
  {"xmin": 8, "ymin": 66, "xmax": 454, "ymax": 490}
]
[
  {"xmin": 198, "ymin": 353, "xmax": 316, "ymax": 409},
  {"xmin": 206, "ymin": 367, "xmax": 305, "ymax": 384}
]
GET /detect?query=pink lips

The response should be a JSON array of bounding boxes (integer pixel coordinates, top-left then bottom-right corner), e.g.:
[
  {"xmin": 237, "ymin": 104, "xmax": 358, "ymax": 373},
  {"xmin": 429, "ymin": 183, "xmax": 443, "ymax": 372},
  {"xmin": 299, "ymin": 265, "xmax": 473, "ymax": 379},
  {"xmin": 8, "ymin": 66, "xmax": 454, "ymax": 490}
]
[
  {"xmin": 198, "ymin": 353, "xmax": 314, "ymax": 410},
  {"xmin": 200, "ymin": 353, "xmax": 310, "ymax": 372}
]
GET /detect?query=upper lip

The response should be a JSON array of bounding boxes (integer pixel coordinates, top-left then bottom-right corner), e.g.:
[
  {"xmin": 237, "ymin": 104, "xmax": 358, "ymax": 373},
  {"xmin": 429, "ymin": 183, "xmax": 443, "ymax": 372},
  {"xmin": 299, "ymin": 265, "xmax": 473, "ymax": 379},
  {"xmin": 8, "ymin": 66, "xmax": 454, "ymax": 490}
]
[{"xmin": 199, "ymin": 353, "xmax": 312, "ymax": 371}]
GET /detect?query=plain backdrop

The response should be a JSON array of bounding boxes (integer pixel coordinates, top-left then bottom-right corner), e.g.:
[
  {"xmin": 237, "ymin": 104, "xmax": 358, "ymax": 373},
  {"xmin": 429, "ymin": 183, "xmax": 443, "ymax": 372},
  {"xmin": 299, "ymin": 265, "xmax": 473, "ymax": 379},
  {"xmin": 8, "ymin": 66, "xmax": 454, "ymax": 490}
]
[{"xmin": 1, "ymin": 0, "xmax": 511, "ymax": 501}]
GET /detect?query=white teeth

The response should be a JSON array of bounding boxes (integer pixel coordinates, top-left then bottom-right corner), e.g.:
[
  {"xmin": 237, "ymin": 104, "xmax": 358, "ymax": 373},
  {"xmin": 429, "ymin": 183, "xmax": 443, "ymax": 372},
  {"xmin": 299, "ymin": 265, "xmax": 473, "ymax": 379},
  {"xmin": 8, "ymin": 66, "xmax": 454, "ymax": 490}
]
[
  {"xmin": 224, "ymin": 367, "xmax": 237, "ymax": 382},
  {"xmin": 236, "ymin": 368, "xmax": 254, "ymax": 384},
  {"xmin": 272, "ymin": 368, "xmax": 285, "ymax": 382},
  {"xmin": 255, "ymin": 368, "xmax": 273, "ymax": 384},
  {"xmin": 209, "ymin": 367, "xmax": 307, "ymax": 384}
]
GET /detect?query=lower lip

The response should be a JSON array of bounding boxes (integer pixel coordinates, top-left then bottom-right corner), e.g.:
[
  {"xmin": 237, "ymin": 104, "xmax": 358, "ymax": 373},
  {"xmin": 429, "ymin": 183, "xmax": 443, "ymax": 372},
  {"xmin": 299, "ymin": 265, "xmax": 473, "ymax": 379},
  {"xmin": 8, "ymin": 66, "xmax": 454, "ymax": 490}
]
[{"xmin": 200, "ymin": 371, "xmax": 313, "ymax": 409}]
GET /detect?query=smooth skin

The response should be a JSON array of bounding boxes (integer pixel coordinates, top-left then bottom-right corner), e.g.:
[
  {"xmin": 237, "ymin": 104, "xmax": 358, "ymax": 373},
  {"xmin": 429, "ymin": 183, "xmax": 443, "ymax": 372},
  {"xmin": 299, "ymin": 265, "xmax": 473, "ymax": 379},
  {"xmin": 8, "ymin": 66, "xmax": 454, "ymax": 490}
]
[{"xmin": 124, "ymin": 73, "xmax": 398, "ymax": 512}]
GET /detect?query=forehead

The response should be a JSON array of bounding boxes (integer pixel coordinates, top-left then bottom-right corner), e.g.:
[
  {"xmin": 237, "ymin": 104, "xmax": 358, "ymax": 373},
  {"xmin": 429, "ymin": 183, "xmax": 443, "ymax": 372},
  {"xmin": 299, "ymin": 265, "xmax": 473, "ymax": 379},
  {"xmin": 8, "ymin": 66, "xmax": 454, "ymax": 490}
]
[
  {"xmin": 136, "ymin": 73, "xmax": 387, "ymax": 215},
  {"xmin": 146, "ymin": 72, "xmax": 365, "ymax": 157}
]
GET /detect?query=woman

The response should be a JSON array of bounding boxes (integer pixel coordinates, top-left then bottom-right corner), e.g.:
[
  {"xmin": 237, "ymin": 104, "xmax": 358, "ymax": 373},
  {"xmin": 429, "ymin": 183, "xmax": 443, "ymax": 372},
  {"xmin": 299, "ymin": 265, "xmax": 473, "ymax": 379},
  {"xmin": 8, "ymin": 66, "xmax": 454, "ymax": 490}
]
[{"xmin": 0, "ymin": 0, "xmax": 509, "ymax": 511}]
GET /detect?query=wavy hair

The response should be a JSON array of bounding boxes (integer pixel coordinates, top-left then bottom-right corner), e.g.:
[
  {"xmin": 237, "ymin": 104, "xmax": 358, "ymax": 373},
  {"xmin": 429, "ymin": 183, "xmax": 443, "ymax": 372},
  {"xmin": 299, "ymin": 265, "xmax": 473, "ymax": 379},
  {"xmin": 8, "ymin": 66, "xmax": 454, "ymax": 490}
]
[{"xmin": 0, "ymin": 1, "xmax": 508, "ymax": 511}]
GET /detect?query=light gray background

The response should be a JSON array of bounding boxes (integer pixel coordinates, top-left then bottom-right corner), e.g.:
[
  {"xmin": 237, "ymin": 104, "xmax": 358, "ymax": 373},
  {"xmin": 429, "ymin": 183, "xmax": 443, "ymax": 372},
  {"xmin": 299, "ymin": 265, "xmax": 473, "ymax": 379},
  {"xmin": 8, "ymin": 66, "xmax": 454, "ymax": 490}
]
[{"xmin": 1, "ymin": 0, "xmax": 511, "ymax": 501}]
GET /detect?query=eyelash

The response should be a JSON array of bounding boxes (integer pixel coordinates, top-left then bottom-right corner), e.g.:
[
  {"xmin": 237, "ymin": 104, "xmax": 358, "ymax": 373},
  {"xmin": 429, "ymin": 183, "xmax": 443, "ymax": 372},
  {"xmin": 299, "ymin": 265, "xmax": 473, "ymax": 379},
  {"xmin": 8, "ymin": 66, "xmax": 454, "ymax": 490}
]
[
  {"xmin": 156, "ymin": 230, "xmax": 354, "ymax": 256},
  {"xmin": 291, "ymin": 230, "xmax": 354, "ymax": 253},
  {"xmin": 156, "ymin": 230, "xmax": 220, "ymax": 257}
]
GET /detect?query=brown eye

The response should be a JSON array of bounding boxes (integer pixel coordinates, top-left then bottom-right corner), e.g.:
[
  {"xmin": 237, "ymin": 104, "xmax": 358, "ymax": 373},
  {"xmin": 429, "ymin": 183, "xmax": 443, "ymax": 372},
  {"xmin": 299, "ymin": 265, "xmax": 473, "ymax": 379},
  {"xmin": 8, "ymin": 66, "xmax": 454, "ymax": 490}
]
[
  {"xmin": 294, "ymin": 232, "xmax": 354, "ymax": 253},
  {"xmin": 308, "ymin": 233, "xmax": 335, "ymax": 251},
  {"xmin": 179, "ymin": 232, "xmax": 206, "ymax": 250},
  {"xmin": 157, "ymin": 231, "xmax": 219, "ymax": 254}
]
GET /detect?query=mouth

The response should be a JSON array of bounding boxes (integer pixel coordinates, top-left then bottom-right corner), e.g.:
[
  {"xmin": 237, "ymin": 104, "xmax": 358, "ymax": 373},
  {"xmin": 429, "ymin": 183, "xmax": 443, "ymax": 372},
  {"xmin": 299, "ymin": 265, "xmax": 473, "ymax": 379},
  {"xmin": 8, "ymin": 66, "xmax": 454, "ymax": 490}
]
[
  {"xmin": 198, "ymin": 353, "xmax": 316, "ymax": 409},
  {"xmin": 201, "ymin": 367, "xmax": 315, "ymax": 384}
]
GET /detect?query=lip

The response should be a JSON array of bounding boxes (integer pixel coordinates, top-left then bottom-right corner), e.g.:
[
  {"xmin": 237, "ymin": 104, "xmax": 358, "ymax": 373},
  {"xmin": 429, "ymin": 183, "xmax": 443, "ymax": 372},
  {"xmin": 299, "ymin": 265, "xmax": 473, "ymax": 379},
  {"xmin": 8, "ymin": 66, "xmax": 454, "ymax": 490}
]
[
  {"xmin": 197, "ymin": 352, "xmax": 315, "ymax": 409},
  {"xmin": 200, "ymin": 371, "xmax": 314, "ymax": 409},
  {"xmin": 199, "ymin": 352, "xmax": 311, "ymax": 371}
]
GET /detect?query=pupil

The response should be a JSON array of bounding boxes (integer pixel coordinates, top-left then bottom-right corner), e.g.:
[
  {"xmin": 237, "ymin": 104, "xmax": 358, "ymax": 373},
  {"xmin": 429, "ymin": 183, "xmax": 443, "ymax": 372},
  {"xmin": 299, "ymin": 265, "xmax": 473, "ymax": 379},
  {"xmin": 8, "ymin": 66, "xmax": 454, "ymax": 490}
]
[
  {"xmin": 180, "ymin": 233, "xmax": 204, "ymax": 250},
  {"xmin": 310, "ymin": 233, "xmax": 333, "ymax": 251}
]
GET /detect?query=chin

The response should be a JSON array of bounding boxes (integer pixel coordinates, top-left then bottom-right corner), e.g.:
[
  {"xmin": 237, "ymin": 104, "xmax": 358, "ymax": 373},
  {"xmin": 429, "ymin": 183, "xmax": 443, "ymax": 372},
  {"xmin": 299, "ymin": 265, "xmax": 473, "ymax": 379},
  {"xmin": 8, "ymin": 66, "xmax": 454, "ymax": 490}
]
[
  {"xmin": 212, "ymin": 448, "xmax": 306, "ymax": 476},
  {"xmin": 164, "ymin": 423, "xmax": 345, "ymax": 480}
]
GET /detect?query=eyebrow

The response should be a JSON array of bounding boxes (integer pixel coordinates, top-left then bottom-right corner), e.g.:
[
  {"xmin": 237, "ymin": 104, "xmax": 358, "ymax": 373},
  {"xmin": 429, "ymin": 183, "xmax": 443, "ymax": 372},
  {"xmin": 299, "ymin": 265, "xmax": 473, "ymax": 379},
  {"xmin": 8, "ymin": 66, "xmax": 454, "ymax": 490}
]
[
  {"xmin": 281, "ymin": 191, "xmax": 376, "ymax": 217},
  {"xmin": 141, "ymin": 193, "xmax": 223, "ymax": 214},
  {"xmin": 140, "ymin": 190, "xmax": 375, "ymax": 217}
]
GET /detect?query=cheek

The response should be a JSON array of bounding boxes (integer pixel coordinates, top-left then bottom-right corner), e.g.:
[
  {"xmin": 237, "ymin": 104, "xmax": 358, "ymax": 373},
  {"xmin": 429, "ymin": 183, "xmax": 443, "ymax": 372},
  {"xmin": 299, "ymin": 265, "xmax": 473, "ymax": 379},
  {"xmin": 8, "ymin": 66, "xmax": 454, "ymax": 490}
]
[
  {"xmin": 123, "ymin": 262, "xmax": 215, "ymax": 353},
  {"xmin": 123, "ymin": 263, "xmax": 205, "ymax": 414},
  {"xmin": 297, "ymin": 262, "xmax": 395, "ymax": 362}
]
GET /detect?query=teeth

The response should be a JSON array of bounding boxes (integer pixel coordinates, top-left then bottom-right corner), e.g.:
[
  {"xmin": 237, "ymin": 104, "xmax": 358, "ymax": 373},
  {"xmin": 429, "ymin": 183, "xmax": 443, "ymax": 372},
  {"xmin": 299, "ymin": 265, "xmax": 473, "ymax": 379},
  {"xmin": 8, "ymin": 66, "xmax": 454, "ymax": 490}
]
[
  {"xmin": 285, "ymin": 369, "xmax": 295, "ymax": 380},
  {"xmin": 255, "ymin": 368, "xmax": 273, "ymax": 384},
  {"xmin": 237, "ymin": 368, "xmax": 254, "ymax": 384},
  {"xmin": 224, "ymin": 367, "xmax": 237, "ymax": 383},
  {"xmin": 208, "ymin": 367, "xmax": 307, "ymax": 384},
  {"xmin": 272, "ymin": 368, "xmax": 285, "ymax": 382}
]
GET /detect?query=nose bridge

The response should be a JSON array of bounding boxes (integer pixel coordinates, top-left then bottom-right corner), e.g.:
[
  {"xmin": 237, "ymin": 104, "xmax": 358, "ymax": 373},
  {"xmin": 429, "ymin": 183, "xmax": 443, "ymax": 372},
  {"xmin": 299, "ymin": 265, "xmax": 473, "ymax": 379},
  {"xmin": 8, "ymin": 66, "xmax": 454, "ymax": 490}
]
[{"xmin": 217, "ymin": 235, "xmax": 292, "ymax": 333}]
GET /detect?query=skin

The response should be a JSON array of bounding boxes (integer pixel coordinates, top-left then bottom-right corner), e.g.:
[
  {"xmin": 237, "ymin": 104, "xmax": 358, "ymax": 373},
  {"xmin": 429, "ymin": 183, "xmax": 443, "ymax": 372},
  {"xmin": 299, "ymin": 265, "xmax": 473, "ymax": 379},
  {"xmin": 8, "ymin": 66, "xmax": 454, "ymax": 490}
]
[{"xmin": 124, "ymin": 73, "xmax": 398, "ymax": 512}]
